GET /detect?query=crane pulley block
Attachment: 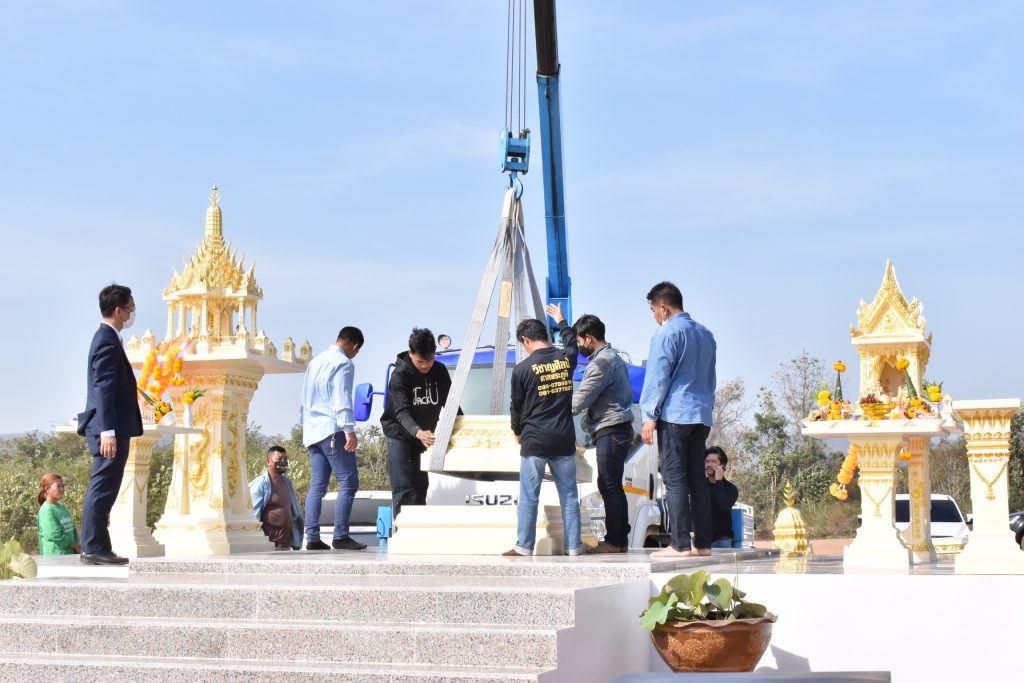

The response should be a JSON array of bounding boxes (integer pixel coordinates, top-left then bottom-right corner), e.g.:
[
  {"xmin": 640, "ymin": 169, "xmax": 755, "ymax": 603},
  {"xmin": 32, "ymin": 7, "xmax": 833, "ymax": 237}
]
[{"xmin": 499, "ymin": 127, "xmax": 531, "ymax": 175}]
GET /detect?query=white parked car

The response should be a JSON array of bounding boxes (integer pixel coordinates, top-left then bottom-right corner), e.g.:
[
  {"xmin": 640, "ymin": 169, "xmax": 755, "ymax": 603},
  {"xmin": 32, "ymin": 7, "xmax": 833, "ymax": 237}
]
[{"xmin": 894, "ymin": 493, "xmax": 971, "ymax": 553}]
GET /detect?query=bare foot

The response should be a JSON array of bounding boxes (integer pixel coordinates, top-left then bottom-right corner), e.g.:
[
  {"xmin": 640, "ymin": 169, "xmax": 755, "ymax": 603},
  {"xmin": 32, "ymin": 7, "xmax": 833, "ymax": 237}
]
[
  {"xmin": 686, "ymin": 548, "xmax": 712, "ymax": 557},
  {"xmin": 650, "ymin": 547, "xmax": 693, "ymax": 558}
]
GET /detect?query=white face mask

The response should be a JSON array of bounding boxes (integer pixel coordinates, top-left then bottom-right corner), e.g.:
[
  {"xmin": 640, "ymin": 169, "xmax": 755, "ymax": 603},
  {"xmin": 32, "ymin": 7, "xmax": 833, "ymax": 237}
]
[{"xmin": 123, "ymin": 309, "xmax": 136, "ymax": 330}]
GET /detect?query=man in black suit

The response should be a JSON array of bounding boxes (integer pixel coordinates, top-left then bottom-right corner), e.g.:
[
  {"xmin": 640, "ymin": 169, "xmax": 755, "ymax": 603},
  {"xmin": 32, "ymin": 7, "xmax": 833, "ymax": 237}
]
[{"xmin": 77, "ymin": 284, "xmax": 144, "ymax": 565}]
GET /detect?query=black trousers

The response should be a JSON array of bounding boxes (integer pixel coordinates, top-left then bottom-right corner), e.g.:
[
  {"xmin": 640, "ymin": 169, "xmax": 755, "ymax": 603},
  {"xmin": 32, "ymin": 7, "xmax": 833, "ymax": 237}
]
[
  {"xmin": 386, "ymin": 436, "xmax": 429, "ymax": 515},
  {"xmin": 657, "ymin": 421, "xmax": 711, "ymax": 551},
  {"xmin": 595, "ymin": 425, "xmax": 633, "ymax": 547},
  {"xmin": 80, "ymin": 434, "xmax": 132, "ymax": 555}
]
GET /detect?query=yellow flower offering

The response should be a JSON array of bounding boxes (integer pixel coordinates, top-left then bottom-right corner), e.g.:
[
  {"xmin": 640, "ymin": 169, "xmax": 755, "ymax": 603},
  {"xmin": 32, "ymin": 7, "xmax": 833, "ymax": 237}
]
[
  {"xmin": 833, "ymin": 361, "xmax": 846, "ymax": 373},
  {"xmin": 183, "ymin": 385, "xmax": 208, "ymax": 406},
  {"xmin": 896, "ymin": 358, "xmax": 910, "ymax": 371},
  {"xmin": 817, "ymin": 389, "xmax": 832, "ymax": 407}
]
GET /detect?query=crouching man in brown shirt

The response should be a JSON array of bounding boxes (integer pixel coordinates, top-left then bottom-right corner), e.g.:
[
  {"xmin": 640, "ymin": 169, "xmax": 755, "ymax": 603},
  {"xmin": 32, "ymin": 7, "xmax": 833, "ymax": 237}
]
[{"xmin": 249, "ymin": 446, "xmax": 305, "ymax": 550}]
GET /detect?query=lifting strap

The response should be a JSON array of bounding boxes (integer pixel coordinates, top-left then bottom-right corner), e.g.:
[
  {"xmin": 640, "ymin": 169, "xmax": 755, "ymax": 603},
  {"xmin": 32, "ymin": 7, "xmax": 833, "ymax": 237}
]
[{"xmin": 427, "ymin": 187, "xmax": 547, "ymax": 473}]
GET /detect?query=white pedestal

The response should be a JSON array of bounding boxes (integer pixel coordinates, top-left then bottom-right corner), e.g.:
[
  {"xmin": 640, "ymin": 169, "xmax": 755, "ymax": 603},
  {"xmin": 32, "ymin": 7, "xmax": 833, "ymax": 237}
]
[
  {"xmin": 954, "ymin": 399, "xmax": 1024, "ymax": 575},
  {"xmin": 387, "ymin": 505, "xmax": 597, "ymax": 555}
]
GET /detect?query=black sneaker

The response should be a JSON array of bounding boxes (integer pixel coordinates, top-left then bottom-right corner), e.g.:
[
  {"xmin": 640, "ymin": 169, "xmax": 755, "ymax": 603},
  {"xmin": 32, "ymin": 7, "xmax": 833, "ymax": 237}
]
[
  {"xmin": 332, "ymin": 536, "xmax": 367, "ymax": 551},
  {"xmin": 306, "ymin": 540, "xmax": 330, "ymax": 550}
]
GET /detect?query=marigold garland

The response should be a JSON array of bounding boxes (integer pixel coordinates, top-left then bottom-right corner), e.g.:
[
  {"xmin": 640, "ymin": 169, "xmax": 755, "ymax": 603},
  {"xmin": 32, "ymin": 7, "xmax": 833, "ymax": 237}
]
[
  {"xmin": 829, "ymin": 446, "xmax": 859, "ymax": 501},
  {"xmin": 136, "ymin": 338, "xmax": 190, "ymax": 421}
]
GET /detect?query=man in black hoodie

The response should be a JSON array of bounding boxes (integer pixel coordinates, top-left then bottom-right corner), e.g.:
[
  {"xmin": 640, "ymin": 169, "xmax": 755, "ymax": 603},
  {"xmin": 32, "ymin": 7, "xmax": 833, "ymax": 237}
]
[{"xmin": 380, "ymin": 328, "xmax": 454, "ymax": 514}]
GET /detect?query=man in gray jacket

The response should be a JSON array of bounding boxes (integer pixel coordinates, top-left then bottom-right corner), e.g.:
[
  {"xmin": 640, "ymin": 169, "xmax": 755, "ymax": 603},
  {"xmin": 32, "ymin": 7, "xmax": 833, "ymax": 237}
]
[{"xmin": 571, "ymin": 314, "xmax": 635, "ymax": 553}]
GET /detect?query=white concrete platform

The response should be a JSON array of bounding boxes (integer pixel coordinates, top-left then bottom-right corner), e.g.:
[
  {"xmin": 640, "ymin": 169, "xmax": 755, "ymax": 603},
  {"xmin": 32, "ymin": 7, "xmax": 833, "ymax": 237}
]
[{"xmin": 9, "ymin": 548, "xmax": 1020, "ymax": 682}]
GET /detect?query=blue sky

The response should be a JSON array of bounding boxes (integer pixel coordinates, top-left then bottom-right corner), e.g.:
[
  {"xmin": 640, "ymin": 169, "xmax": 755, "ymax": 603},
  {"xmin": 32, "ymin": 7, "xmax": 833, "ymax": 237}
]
[{"xmin": 1, "ymin": 1, "xmax": 1021, "ymax": 436}]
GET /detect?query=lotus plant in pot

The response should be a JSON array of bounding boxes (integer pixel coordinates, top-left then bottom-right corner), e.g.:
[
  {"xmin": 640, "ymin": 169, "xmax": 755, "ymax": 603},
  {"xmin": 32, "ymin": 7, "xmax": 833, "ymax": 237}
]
[{"xmin": 641, "ymin": 570, "xmax": 776, "ymax": 672}]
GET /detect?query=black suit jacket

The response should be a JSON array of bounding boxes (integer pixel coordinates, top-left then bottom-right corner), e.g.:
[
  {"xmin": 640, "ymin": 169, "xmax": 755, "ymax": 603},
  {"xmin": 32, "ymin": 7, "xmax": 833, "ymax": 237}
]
[{"xmin": 77, "ymin": 324, "xmax": 144, "ymax": 452}]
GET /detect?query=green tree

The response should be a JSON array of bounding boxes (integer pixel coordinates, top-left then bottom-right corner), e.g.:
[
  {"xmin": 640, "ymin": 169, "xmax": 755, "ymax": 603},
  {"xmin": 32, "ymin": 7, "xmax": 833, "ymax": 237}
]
[
  {"xmin": 728, "ymin": 354, "xmax": 848, "ymax": 537},
  {"xmin": 927, "ymin": 437, "xmax": 970, "ymax": 513},
  {"xmin": 772, "ymin": 350, "xmax": 828, "ymax": 440},
  {"xmin": 146, "ymin": 441, "xmax": 175, "ymax": 528},
  {"xmin": 1009, "ymin": 410, "xmax": 1024, "ymax": 512},
  {"xmin": 0, "ymin": 432, "xmax": 91, "ymax": 552},
  {"xmin": 707, "ymin": 378, "xmax": 747, "ymax": 457}
]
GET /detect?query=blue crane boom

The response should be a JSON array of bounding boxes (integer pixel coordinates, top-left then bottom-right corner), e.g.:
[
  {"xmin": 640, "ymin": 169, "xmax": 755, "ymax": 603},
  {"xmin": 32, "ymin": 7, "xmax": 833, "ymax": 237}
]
[
  {"xmin": 532, "ymin": 0, "xmax": 572, "ymax": 328},
  {"xmin": 498, "ymin": 0, "xmax": 572, "ymax": 332}
]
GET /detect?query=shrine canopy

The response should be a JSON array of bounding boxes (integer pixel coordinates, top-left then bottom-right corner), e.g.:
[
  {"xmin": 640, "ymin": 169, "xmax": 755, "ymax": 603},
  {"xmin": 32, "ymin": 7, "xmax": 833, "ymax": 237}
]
[
  {"xmin": 850, "ymin": 259, "xmax": 931, "ymax": 400},
  {"xmin": 127, "ymin": 185, "xmax": 311, "ymax": 372}
]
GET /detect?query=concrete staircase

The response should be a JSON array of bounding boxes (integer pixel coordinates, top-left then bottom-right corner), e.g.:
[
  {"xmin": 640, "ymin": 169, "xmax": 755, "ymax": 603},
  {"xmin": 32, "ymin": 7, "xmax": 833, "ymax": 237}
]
[{"xmin": 0, "ymin": 552, "xmax": 652, "ymax": 682}]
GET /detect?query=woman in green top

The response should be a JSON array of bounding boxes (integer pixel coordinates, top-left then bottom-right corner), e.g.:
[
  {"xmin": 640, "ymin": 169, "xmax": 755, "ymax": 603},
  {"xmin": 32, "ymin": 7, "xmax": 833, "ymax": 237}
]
[{"xmin": 37, "ymin": 473, "xmax": 80, "ymax": 556}]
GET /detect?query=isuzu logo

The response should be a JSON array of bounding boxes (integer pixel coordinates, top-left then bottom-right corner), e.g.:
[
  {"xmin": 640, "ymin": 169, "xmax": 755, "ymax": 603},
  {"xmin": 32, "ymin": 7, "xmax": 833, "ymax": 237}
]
[{"xmin": 465, "ymin": 494, "xmax": 518, "ymax": 506}]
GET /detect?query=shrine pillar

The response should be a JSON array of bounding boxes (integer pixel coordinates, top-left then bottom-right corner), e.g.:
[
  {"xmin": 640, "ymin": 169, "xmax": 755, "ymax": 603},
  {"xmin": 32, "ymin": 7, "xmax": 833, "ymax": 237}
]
[{"xmin": 953, "ymin": 399, "xmax": 1024, "ymax": 575}]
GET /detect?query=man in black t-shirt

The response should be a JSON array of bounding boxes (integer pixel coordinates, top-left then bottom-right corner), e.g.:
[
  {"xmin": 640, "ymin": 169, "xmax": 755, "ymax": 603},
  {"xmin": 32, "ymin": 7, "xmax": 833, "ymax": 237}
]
[
  {"xmin": 705, "ymin": 446, "xmax": 739, "ymax": 547},
  {"xmin": 503, "ymin": 304, "xmax": 585, "ymax": 557}
]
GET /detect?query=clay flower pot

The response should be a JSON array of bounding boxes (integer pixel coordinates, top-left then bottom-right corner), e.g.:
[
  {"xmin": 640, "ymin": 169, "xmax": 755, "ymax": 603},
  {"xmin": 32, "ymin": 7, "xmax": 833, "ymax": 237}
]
[{"xmin": 650, "ymin": 614, "xmax": 777, "ymax": 672}]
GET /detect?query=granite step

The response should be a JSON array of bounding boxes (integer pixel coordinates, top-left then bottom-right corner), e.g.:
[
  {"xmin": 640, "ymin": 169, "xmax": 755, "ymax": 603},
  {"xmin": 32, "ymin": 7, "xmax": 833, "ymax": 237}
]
[
  {"xmin": 128, "ymin": 551, "xmax": 658, "ymax": 580},
  {"xmin": 0, "ymin": 653, "xmax": 546, "ymax": 682},
  {"xmin": 0, "ymin": 615, "xmax": 560, "ymax": 668},
  {"xmin": 0, "ymin": 572, "xmax": 616, "ymax": 626}
]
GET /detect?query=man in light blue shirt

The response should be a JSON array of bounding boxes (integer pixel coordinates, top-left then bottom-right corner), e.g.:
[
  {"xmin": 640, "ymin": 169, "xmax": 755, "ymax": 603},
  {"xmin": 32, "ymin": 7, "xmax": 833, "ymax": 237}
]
[
  {"xmin": 300, "ymin": 326, "xmax": 366, "ymax": 551},
  {"xmin": 638, "ymin": 282, "xmax": 717, "ymax": 559}
]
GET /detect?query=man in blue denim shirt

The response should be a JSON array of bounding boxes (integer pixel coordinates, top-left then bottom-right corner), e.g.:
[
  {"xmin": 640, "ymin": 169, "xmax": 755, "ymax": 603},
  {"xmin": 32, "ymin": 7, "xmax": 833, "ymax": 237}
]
[
  {"xmin": 300, "ymin": 326, "xmax": 367, "ymax": 551},
  {"xmin": 639, "ymin": 282, "xmax": 717, "ymax": 559}
]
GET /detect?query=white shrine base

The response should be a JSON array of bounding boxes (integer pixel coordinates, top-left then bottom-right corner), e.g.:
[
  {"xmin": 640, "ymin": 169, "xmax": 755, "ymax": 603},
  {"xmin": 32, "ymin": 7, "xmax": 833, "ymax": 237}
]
[
  {"xmin": 108, "ymin": 525, "xmax": 165, "ymax": 559},
  {"xmin": 955, "ymin": 531, "xmax": 1024, "ymax": 574},
  {"xmin": 153, "ymin": 512, "xmax": 269, "ymax": 556},
  {"xmin": 387, "ymin": 504, "xmax": 598, "ymax": 555},
  {"xmin": 842, "ymin": 529, "xmax": 912, "ymax": 571}
]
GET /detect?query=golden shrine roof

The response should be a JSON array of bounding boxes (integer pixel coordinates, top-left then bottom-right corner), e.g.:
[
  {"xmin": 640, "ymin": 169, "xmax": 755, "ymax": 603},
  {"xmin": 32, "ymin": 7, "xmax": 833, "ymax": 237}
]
[
  {"xmin": 163, "ymin": 185, "xmax": 262, "ymax": 300},
  {"xmin": 851, "ymin": 259, "xmax": 926, "ymax": 338}
]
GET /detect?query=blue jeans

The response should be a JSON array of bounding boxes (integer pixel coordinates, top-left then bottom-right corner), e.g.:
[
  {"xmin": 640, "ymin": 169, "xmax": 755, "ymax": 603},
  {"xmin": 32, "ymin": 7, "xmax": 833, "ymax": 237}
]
[
  {"xmin": 711, "ymin": 539, "xmax": 732, "ymax": 549},
  {"xmin": 304, "ymin": 432, "xmax": 359, "ymax": 541},
  {"xmin": 595, "ymin": 426, "xmax": 633, "ymax": 548},
  {"xmin": 515, "ymin": 454, "xmax": 582, "ymax": 555},
  {"xmin": 657, "ymin": 421, "xmax": 711, "ymax": 551}
]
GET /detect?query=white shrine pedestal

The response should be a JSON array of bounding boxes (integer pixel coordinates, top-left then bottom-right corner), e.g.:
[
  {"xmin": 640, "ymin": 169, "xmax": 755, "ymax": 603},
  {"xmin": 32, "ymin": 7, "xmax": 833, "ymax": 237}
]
[
  {"xmin": 802, "ymin": 416, "xmax": 960, "ymax": 571},
  {"xmin": 953, "ymin": 399, "xmax": 1024, "ymax": 575},
  {"xmin": 56, "ymin": 422, "xmax": 203, "ymax": 559}
]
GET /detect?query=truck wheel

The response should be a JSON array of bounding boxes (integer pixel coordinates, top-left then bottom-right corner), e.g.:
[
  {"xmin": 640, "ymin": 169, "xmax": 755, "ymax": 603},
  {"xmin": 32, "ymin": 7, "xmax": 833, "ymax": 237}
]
[{"xmin": 643, "ymin": 530, "xmax": 666, "ymax": 548}]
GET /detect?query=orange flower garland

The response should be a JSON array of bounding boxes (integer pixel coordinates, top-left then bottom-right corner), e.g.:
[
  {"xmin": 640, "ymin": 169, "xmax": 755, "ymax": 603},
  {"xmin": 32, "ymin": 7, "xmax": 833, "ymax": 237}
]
[
  {"xmin": 829, "ymin": 446, "xmax": 859, "ymax": 501},
  {"xmin": 136, "ymin": 338, "xmax": 190, "ymax": 421}
]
